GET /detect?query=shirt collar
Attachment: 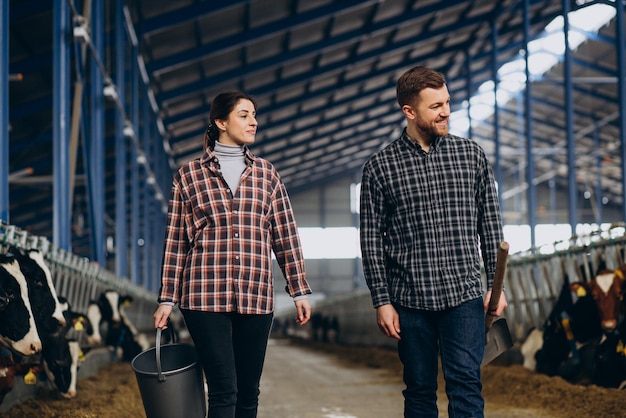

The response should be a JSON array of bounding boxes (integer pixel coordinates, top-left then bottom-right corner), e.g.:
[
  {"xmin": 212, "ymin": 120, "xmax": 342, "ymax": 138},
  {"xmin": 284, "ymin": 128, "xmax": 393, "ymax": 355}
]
[{"xmin": 400, "ymin": 129, "xmax": 445, "ymax": 154}]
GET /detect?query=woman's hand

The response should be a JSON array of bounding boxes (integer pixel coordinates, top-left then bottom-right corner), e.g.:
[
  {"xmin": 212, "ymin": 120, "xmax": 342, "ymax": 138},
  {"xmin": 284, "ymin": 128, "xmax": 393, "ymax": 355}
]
[
  {"xmin": 294, "ymin": 299, "xmax": 311, "ymax": 326},
  {"xmin": 153, "ymin": 304, "xmax": 173, "ymax": 329}
]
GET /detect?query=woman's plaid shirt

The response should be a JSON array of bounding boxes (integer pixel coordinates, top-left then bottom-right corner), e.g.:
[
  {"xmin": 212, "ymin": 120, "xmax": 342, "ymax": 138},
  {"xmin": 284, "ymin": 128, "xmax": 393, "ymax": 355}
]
[
  {"xmin": 158, "ymin": 147, "xmax": 311, "ymax": 314},
  {"xmin": 360, "ymin": 131, "xmax": 503, "ymax": 311}
]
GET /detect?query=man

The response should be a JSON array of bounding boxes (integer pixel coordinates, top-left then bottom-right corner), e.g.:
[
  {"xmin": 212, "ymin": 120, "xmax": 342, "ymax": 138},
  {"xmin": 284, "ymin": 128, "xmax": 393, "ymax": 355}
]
[{"xmin": 359, "ymin": 65, "xmax": 507, "ymax": 418}]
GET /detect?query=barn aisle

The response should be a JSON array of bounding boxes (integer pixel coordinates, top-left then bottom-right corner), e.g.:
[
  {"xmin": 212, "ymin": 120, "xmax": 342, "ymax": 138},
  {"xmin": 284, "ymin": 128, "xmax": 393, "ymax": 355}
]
[{"xmin": 2, "ymin": 337, "xmax": 625, "ymax": 417}]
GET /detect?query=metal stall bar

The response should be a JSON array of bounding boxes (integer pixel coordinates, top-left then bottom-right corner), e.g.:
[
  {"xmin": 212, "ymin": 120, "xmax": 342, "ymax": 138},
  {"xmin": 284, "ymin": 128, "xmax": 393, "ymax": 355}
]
[
  {"xmin": 53, "ymin": 0, "xmax": 71, "ymax": 251},
  {"xmin": 0, "ymin": 0, "xmax": 8, "ymax": 223}
]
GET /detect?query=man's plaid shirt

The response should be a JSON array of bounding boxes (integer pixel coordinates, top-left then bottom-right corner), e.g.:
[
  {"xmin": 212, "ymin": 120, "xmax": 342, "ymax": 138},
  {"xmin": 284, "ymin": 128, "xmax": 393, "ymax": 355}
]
[
  {"xmin": 158, "ymin": 147, "xmax": 311, "ymax": 314},
  {"xmin": 360, "ymin": 131, "xmax": 503, "ymax": 311}
]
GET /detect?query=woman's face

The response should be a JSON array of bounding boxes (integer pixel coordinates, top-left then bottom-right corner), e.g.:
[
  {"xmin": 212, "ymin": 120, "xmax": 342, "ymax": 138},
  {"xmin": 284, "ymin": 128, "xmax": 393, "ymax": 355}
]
[{"xmin": 216, "ymin": 99, "xmax": 257, "ymax": 146}]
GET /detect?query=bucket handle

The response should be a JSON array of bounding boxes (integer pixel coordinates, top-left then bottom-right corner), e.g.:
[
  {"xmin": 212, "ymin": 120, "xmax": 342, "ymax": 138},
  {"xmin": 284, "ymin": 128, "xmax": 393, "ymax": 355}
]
[{"xmin": 155, "ymin": 324, "xmax": 176, "ymax": 382}]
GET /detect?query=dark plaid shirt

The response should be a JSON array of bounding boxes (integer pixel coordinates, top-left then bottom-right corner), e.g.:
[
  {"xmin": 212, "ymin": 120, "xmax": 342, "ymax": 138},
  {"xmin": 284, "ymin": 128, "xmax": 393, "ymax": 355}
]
[
  {"xmin": 158, "ymin": 147, "xmax": 311, "ymax": 314},
  {"xmin": 360, "ymin": 130, "xmax": 503, "ymax": 311}
]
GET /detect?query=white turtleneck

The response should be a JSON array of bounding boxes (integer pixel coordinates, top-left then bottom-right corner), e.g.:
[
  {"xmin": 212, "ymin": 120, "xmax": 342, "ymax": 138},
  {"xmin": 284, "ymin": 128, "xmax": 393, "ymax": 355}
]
[{"xmin": 214, "ymin": 141, "xmax": 246, "ymax": 194}]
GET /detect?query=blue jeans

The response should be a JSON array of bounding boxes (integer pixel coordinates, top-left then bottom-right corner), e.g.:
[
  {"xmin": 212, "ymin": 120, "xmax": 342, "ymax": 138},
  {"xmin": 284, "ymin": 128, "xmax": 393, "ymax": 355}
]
[
  {"xmin": 396, "ymin": 298, "xmax": 485, "ymax": 418},
  {"xmin": 182, "ymin": 310, "xmax": 273, "ymax": 418}
]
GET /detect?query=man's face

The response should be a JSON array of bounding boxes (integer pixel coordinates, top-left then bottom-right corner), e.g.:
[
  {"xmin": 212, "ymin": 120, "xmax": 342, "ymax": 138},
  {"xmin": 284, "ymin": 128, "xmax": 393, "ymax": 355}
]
[{"xmin": 406, "ymin": 85, "xmax": 451, "ymax": 140}]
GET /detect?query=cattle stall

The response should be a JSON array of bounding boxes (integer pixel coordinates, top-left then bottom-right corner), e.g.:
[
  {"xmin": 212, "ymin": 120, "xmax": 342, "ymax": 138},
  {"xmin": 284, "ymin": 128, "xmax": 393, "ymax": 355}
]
[
  {"xmin": 275, "ymin": 225, "xmax": 626, "ymax": 350},
  {"xmin": 0, "ymin": 221, "xmax": 159, "ymax": 412}
]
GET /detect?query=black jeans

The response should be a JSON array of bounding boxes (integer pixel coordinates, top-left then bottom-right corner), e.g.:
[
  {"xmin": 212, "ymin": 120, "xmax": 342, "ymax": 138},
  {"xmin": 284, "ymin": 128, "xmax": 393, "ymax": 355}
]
[{"xmin": 181, "ymin": 309, "xmax": 273, "ymax": 418}]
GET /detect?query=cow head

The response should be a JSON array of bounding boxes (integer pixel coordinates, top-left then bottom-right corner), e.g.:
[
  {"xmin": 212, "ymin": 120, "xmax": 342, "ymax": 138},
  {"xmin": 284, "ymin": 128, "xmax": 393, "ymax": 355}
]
[
  {"xmin": 0, "ymin": 256, "xmax": 42, "ymax": 356},
  {"xmin": 10, "ymin": 248, "xmax": 66, "ymax": 335},
  {"xmin": 572, "ymin": 267, "xmax": 626, "ymax": 332}
]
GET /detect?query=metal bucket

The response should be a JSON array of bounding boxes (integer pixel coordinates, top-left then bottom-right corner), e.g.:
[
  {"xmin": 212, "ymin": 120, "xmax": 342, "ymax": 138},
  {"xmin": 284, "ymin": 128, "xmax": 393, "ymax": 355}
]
[{"xmin": 131, "ymin": 328, "xmax": 206, "ymax": 418}]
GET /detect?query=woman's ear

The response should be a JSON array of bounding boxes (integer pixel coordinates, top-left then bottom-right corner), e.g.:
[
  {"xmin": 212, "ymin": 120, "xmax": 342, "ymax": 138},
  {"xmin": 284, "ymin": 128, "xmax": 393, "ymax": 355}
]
[{"xmin": 214, "ymin": 119, "xmax": 226, "ymax": 131}]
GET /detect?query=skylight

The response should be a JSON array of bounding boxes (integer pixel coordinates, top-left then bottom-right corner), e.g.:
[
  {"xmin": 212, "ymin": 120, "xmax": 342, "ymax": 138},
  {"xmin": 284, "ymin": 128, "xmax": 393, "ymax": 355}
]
[{"xmin": 450, "ymin": 3, "xmax": 617, "ymax": 133}]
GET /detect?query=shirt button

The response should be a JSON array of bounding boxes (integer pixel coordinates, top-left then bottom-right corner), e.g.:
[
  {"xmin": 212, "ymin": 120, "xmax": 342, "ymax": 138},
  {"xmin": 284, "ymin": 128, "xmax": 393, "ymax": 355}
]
[{"xmin": 234, "ymin": 232, "xmax": 239, "ymax": 238}]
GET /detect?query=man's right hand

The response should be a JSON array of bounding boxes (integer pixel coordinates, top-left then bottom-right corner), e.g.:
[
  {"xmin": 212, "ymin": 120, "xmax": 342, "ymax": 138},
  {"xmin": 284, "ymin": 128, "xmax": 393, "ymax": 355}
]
[{"xmin": 376, "ymin": 304, "xmax": 401, "ymax": 340}]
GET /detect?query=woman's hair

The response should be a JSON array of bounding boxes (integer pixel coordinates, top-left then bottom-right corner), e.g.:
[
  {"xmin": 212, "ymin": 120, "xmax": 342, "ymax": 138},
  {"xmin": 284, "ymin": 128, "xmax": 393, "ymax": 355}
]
[
  {"xmin": 204, "ymin": 90, "xmax": 257, "ymax": 150},
  {"xmin": 396, "ymin": 66, "xmax": 446, "ymax": 108}
]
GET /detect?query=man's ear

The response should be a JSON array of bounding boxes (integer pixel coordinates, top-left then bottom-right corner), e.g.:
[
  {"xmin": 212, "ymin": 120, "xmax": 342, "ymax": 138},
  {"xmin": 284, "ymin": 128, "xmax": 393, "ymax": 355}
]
[{"xmin": 401, "ymin": 104, "xmax": 416, "ymax": 120}]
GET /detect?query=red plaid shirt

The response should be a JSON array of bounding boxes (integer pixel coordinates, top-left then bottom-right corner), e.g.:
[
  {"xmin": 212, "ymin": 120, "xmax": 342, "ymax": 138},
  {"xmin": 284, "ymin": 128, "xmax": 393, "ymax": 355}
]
[{"xmin": 158, "ymin": 147, "xmax": 311, "ymax": 314}]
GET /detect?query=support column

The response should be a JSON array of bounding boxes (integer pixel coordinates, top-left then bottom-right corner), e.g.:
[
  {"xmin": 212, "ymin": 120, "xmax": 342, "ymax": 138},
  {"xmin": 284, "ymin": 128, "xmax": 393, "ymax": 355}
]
[
  {"xmin": 53, "ymin": 0, "xmax": 71, "ymax": 250},
  {"xmin": 0, "ymin": 0, "xmax": 8, "ymax": 222}
]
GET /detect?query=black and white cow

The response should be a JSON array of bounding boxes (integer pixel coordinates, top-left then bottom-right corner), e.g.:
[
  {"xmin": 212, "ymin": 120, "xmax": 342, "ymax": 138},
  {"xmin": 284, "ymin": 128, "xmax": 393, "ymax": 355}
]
[
  {"xmin": 86, "ymin": 290, "xmax": 147, "ymax": 361},
  {"xmin": 10, "ymin": 247, "xmax": 66, "ymax": 335},
  {"xmin": 40, "ymin": 296, "xmax": 92, "ymax": 398},
  {"xmin": 0, "ymin": 254, "xmax": 42, "ymax": 356},
  {"xmin": 85, "ymin": 289, "xmax": 124, "ymax": 346}
]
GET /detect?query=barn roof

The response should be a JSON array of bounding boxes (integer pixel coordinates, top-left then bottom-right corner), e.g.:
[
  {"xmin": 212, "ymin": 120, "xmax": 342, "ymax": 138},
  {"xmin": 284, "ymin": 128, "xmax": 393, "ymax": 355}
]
[{"xmin": 6, "ymin": 0, "xmax": 626, "ymax": 260}]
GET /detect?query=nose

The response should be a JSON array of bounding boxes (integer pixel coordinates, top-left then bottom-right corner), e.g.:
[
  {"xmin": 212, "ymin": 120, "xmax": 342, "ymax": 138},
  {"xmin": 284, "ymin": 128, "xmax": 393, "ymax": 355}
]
[{"xmin": 441, "ymin": 103, "xmax": 451, "ymax": 117}]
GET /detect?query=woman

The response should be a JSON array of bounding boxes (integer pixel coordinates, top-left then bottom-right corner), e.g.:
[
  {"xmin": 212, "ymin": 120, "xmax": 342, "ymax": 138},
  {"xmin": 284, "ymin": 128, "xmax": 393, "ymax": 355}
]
[{"xmin": 154, "ymin": 91, "xmax": 312, "ymax": 418}]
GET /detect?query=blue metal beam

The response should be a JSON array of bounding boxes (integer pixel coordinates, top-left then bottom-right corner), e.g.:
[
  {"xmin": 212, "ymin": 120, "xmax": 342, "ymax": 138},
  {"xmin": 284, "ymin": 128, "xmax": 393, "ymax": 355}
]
[
  {"xmin": 52, "ymin": 0, "xmax": 71, "ymax": 250},
  {"xmin": 130, "ymin": 44, "xmax": 141, "ymax": 286},
  {"xmin": 616, "ymin": 0, "xmax": 626, "ymax": 219},
  {"xmin": 563, "ymin": 0, "xmax": 578, "ymax": 230},
  {"xmin": 524, "ymin": 0, "xmax": 537, "ymax": 248},
  {"xmin": 115, "ymin": 0, "xmax": 128, "ymax": 278},
  {"xmin": 0, "ymin": 0, "xmax": 8, "ymax": 222},
  {"xmin": 90, "ymin": 0, "xmax": 106, "ymax": 264}
]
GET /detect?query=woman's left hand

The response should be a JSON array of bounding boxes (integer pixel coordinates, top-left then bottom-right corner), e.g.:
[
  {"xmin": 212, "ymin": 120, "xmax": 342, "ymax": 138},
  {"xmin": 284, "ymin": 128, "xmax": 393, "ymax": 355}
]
[{"xmin": 294, "ymin": 299, "xmax": 311, "ymax": 326}]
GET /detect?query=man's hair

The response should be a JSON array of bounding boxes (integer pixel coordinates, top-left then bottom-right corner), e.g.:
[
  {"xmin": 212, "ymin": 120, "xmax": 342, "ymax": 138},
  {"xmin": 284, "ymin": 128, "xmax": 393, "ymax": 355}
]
[{"xmin": 396, "ymin": 66, "xmax": 446, "ymax": 108}]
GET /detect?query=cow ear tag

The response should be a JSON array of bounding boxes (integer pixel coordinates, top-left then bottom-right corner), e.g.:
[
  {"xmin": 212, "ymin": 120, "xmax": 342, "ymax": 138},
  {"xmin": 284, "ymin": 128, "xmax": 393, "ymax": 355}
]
[
  {"xmin": 74, "ymin": 317, "xmax": 84, "ymax": 331},
  {"xmin": 79, "ymin": 349, "xmax": 86, "ymax": 362},
  {"xmin": 575, "ymin": 287, "xmax": 586, "ymax": 297},
  {"xmin": 123, "ymin": 300, "xmax": 131, "ymax": 307},
  {"xmin": 24, "ymin": 368, "xmax": 37, "ymax": 385}
]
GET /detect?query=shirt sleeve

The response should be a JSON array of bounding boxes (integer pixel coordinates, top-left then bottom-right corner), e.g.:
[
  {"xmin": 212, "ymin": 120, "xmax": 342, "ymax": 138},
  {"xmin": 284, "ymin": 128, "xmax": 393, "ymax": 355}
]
[
  {"xmin": 158, "ymin": 174, "xmax": 189, "ymax": 305},
  {"xmin": 359, "ymin": 162, "xmax": 392, "ymax": 308},
  {"xmin": 476, "ymin": 150, "xmax": 504, "ymax": 290},
  {"xmin": 270, "ymin": 179, "xmax": 312, "ymax": 298}
]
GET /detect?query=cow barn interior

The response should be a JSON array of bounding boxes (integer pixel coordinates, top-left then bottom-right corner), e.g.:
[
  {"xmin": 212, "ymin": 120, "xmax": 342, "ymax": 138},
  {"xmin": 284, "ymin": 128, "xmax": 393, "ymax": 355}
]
[{"xmin": 2, "ymin": 0, "xmax": 626, "ymax": 416}]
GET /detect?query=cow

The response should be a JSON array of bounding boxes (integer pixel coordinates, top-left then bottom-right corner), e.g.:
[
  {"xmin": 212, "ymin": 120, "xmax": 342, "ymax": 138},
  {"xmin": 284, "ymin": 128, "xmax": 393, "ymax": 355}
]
[
  {"xmin": 532, "ymin": 275, "xmax": 603, "ymax": 381},
  {"xmin": 527, "ymin": 265, "xmax": 626, "ymax": 383},
  {"xmin": 9, "ymin": 247, "xmax": 66, "ymax": 335},
  {"xmin": 0, "ymin": 255, "xmax": 42, "ymax": 356},
  {"xmin": 39, "ymin": 296, "xmax": 93, "ymax": 398},
  {"xmin": 576, "ymin": 265, "xmax": 626, "ymax": 332},
  {"xmin": 85, "ymin": 289, "xmax": 124, "ymax": 346},
  {"xmin": 86, "ymin": 290, "xmax": 147, "ymax": 361},
  {"xmin": 0, "ymin": 346, "xmax": 40, "ymax": 404}
]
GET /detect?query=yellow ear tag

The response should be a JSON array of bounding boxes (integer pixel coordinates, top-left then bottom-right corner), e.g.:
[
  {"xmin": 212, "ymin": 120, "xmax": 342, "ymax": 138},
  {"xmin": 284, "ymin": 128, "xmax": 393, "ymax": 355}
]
[
  {"xmin": 123, "ymin": 300, "xmax": 131, "ymax": 307},
  {"xmin": 576, "ymin": 287, "xmax": 587, "ymax": 297},
  {"xmin": 74, "ymin": 317, "xmax": 84, "ymax": 331},
  {"xmin": 79, "ymin": 349, "xmax": 86, "ymax": 362},
  {"xmin": 614, "ymin": 269, "xmax": 624, "ymax": 280},
  {"xmin": 617, "ymin": 340, "xmax": 625, "ymax": 355},
  {"xmin": 24, "ymin": 368, "xmax": 37, "ymax": 385}
]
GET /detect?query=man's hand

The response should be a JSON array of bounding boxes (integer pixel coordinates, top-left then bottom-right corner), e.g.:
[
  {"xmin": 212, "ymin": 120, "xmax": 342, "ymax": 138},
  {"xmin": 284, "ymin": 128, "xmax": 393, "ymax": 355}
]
[
  {"xmin": 483, "ymin": 289, "xmax": 508, "ymax": 316},
  {"xmin": 376, "ymin": 304, "xmax": 401, "ymax": 340}
]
